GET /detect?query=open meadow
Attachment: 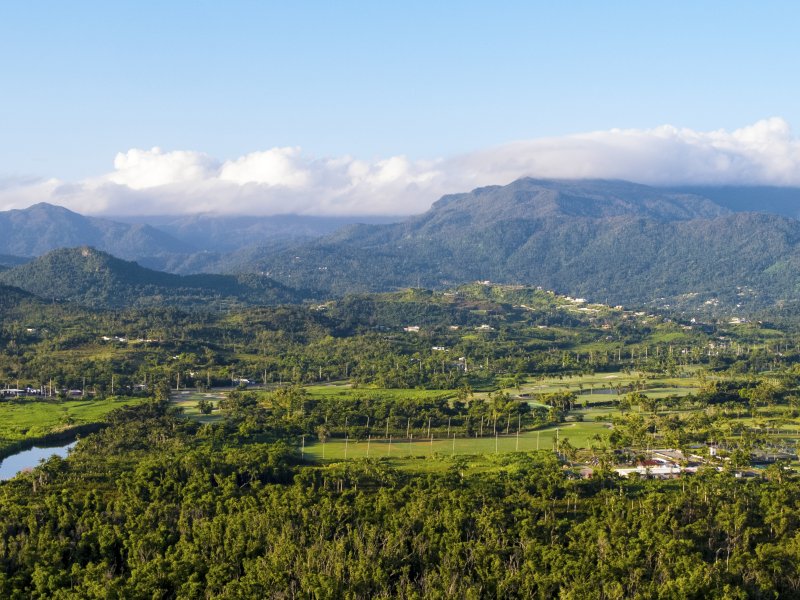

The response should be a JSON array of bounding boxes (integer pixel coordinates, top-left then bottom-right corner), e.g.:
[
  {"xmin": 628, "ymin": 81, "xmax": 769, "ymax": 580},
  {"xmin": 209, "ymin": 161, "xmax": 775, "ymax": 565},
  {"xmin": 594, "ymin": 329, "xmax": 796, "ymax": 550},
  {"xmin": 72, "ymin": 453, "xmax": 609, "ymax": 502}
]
[
  {"xmin": 301, "ymin": 421, "xmax": 611, "ymax": 461},
  {"xmin": 0, "ymin": 396, "xmax": 144, "ymax": 454}
]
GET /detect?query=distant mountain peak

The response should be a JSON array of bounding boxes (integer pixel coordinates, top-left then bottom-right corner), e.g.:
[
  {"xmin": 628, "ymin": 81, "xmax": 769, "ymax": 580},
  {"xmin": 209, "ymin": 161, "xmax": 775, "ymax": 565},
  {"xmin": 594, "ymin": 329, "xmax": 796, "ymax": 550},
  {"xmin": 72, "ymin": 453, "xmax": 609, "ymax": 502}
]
[
  {"xmin": 417, "ymin": 178, "xmax": 729, "ymax": 234},
  {"xmin": 0, "ymin": 204, "xmax": 192, "ymax": 259}
]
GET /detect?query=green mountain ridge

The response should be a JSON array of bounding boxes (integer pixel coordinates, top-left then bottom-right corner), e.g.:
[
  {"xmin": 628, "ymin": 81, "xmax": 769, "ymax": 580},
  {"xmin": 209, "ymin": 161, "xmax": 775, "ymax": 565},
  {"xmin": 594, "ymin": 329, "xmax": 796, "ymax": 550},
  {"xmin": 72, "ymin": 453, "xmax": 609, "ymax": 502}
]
[
  {"xmin": 236, "ymin": 179, "xmax": 800, "ymax": 311},
  {"xmin": 0, "ymin": 247, "xmax": 305, "ymax": 309},
  {"xmin": 6, "ymin": 180, "xmax": 800, "ymax": 313}
]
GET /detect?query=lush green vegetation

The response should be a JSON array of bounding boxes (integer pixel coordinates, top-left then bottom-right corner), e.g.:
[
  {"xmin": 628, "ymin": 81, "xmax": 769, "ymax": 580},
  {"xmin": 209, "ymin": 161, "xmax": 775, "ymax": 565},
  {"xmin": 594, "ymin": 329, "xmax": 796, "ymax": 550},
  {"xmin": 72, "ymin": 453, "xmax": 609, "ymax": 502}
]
[
  {"xmin": 0, "ymin": 396, "xmax": 143, "ymax": 456},
  {"xmin": 5, "ymin": 282, "xmax": 800, "ymax": 596},
  {"xmin": 0, "ymin": 247, "xmax": 302, "ymax": 309},
  {"xmin": 2, "ymin": 400, "xmax": 800, "ymax": 597},
  {"xmin": 1, "ymin": 281, "xmax": 772, "ymax": 394},
  {"xmin": 240, "ymin": 179, "xmax": 800, "ymax": 312}
]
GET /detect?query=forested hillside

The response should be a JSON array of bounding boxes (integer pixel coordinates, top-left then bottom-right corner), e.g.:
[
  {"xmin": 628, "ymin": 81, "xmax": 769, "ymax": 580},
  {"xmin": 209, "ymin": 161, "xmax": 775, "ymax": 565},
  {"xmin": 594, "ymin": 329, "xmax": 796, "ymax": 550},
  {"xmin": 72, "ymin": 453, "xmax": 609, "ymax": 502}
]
[
  {"xmin": 234, "ymin": 179, "xmax": 800, "ymax": 311},
  {"xmin": 0, "ymin": 247, "xmax": 304, "ymax": 309},
  {"xmin": 6, "ymin": 180, "xmax": 800, "ymax": 314}
]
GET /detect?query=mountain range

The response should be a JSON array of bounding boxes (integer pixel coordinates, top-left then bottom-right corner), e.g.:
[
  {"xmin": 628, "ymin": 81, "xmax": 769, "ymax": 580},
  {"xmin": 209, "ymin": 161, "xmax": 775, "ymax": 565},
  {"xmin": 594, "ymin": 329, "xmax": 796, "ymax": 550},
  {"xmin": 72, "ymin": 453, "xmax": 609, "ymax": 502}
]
[
  {"xmin": 0, "ymin": 203, "xmax": 192, "ymax": 260},
  {"xmin": 0, "ymin": 203, "xmax": 396, "ymax": 269},
  {"xmin": 230, "ymin": 179, "xmax": 800, "ymax": 311},
  {"xmin": 3, "ymin": 179, "xmax": 800, "ymax": 312}
]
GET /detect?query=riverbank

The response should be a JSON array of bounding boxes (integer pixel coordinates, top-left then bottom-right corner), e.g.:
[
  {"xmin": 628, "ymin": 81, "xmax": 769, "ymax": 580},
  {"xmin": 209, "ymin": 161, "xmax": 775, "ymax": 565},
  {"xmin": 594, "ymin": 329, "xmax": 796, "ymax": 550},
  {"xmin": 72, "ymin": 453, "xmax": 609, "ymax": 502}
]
[
  {"xmin": 0, "ymin": 422, "xmax": 104, "ymax": 462},
  {"xmin": 0, "ymin": 396, "xmax": 144, "ymax": 458}
]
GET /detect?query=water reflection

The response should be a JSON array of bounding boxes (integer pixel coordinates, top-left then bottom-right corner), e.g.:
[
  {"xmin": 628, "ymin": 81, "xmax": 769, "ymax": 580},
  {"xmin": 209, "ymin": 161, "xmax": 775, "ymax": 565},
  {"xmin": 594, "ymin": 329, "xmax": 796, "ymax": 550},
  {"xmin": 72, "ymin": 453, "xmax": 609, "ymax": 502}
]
[{"xmin": 0, "ymin": 442, "xmax": 76, "ymax": 480}]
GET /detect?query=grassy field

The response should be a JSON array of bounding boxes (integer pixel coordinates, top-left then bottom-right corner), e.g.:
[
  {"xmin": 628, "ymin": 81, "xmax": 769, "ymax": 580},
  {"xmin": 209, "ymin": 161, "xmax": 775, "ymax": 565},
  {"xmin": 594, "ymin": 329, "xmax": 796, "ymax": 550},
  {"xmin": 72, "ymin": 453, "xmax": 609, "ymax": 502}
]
[
  {"xmin": 0, "ymin": 396, "xmax": 144, "ymax": 453},
  {"xmin": 302, "ymin": 421, "xmax": 610, "ymax": 461},
  {"xmin": 308, "ymin": 451, "xmax": 567, "ymax": 475},
  {"xmin": 170, "ymin": 390, "xmax": 226, "ymax": 423},
  {"xmin": 303, "ymin": 384, "xmax": 455, "ymax": 401},
  {"xmin": 506, "ymin": 371, "xmax": 702, "ymax": 405}
]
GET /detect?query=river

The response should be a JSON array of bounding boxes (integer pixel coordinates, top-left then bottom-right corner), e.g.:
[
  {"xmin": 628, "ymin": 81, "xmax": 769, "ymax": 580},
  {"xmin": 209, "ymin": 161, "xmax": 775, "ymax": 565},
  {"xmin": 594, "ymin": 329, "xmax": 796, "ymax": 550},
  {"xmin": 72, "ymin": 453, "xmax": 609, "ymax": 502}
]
[{"xmin": 0, "ymin": 441, "xmax": 77, "ymax": 481}]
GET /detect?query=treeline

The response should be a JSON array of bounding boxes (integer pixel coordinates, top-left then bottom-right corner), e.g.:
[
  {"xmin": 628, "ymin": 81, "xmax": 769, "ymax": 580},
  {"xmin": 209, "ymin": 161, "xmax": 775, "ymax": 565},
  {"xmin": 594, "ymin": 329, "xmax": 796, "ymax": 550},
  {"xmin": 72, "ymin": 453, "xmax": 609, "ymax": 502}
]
[{"xmin": 222, "ymin": 387, "xmax": 547, "ymax": 441}]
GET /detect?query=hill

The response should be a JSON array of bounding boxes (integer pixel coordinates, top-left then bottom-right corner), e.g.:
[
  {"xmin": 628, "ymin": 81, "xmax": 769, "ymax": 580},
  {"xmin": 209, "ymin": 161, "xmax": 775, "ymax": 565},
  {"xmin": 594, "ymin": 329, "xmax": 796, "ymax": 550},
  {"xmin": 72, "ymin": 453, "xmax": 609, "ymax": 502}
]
[
  {"xmin": 0, "ymin": 203, "xmax": 193, "ymax": 260},
  {"xmin": 0, "ymin": 282, "xmax": 36, "ymax": 311},
  {"xmin": 233, "ymin": 178, "xmax": 800, "ymax": 312},
  {"xmin": 0, "ymin": 203, "xmax": 400, "ymax": 275},
  {"xmin": 0, "ymin": 247, "xmax": 305, "ymax": 309}
]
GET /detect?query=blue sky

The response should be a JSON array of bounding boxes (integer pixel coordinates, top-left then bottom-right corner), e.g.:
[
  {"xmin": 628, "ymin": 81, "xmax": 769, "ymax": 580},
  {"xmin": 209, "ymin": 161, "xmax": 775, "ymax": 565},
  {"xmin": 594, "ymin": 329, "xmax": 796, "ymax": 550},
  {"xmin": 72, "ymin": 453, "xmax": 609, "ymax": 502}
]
[{"xmin": 2, "ymin": 1, "xmax": 800, "ymax": 215}]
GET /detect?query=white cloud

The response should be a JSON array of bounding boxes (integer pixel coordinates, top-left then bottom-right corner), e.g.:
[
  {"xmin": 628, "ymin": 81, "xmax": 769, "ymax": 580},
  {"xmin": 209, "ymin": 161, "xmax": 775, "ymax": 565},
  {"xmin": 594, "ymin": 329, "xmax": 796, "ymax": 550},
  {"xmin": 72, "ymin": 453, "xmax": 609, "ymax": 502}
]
[
  {"xmin": 107, "ymin": 147, "xmax": 218, "ymax": 189},
  {"xmin": 3, "ymin": 117, "xmax": 800, "ymax": 216},
  {"xmin": 219, "ymin": 147, "xmax": 310, "ymax": 188}
]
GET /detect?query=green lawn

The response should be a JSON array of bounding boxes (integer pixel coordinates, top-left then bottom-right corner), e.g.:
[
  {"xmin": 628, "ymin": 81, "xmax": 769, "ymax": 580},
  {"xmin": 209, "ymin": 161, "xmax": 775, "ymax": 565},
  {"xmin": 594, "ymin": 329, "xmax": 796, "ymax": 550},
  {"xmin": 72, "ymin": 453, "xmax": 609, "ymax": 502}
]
[
  {"xmin": 0, "ymin": 396, "xmax": 144, "ymax": 453},
  {"xmin": 509, "ymin": 371, "xmax": 701, "ymax": 403},
  {"xmin": 170, "ymin": 390, "xmax": 225, "ymax": 423},
  {"xmin": 302, "ymin": 421, "xmax": 611, "ymax": 461},
  {"xmin": 303, "ymin": 384, "xmax": 455, "ymax": 401}
]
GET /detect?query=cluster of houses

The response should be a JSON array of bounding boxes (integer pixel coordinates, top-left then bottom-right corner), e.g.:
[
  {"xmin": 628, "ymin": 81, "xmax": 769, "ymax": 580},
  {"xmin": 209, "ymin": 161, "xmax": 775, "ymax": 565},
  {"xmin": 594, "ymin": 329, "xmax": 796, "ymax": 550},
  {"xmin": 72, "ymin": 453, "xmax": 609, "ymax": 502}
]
[
  {"xmin": 402, "ymin": 324, "xmax": 490, "ymax": 333},
  {"xmin": 613, "ymin": 449, "xmax": 698, "ymax": 478},
  {"xmin": 603, "ymin": 445, "xmax": 796, "ymax": 480}
]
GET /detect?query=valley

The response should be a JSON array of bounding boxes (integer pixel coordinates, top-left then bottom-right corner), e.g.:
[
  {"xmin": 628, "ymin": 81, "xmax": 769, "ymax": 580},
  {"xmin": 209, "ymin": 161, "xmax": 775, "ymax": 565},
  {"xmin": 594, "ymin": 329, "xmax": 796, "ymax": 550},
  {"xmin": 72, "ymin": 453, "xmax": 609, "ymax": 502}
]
[{"xmin": 4, "ymin": 183, "xmax": 800, "ymax": 596}]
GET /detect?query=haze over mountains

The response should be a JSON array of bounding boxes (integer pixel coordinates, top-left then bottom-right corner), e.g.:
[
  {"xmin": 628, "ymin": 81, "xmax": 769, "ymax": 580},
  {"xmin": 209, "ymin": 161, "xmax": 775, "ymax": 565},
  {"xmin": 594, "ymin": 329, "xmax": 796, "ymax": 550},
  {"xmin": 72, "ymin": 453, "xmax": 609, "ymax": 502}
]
[
  {"xmin": 0, "ymin": 202, "xmax": 192, "ymax": 260},
  {"xmin": 0, "ymin": 203, "xmax": 395, "ymax": 265},
  {"xmin": 2, "ymin": 179, "xmax": 800, "ymax": 312}
]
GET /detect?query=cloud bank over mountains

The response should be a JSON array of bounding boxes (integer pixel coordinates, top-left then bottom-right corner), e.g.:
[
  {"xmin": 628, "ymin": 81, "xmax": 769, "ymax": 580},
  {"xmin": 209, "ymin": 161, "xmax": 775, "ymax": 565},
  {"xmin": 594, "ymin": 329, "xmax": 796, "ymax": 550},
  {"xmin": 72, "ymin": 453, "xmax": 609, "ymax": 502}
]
[{"xmin": 2, "ymin": 118, "xmax": 800, "ymax": 216}]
